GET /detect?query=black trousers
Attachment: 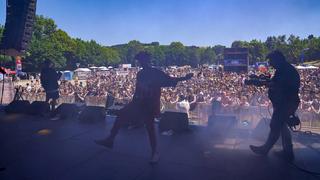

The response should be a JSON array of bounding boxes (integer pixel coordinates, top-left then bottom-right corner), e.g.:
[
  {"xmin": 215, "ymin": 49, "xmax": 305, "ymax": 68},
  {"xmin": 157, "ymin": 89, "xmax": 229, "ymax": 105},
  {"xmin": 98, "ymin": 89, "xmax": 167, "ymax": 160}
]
[{"xmin": 263, "ymin": 104, "xmax": 297, "ymax": 153}]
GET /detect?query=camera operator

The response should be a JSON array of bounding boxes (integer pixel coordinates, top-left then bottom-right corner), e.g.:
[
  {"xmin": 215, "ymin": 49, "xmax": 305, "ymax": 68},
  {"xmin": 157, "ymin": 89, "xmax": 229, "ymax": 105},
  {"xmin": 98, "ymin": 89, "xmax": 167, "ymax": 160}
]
[{"xmin": 249, "ymin": 50, "xmax": 300, "ymax": 162}]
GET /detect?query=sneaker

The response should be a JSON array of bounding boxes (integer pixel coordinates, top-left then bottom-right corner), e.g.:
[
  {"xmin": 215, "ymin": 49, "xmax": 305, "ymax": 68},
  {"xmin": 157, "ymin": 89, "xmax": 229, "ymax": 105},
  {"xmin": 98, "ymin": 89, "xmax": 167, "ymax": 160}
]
[
  {"xmin": 50, "ymin": 116, "xmax": 60, "ymax": 121},
  {"xmin": 273, "ymin": 150, "xmax": 295, "ymax": 162},
  {"xmin": 94, "ymin": 138, "xmax": 114, "ymax": 149},
  {"xmin": 128, "ymin": 125, "xmax": 137, "ymax": 130},
  {"xmin": 149, "ymin": 152, "xmax": 160, "ymax": 164},
  {"xmin": 249, "ymin": 145, "xmax": 268, "ymax": 156},
  {"xmin": 161, "ymin": 130, "xmax": 174, "ymax": 136}
]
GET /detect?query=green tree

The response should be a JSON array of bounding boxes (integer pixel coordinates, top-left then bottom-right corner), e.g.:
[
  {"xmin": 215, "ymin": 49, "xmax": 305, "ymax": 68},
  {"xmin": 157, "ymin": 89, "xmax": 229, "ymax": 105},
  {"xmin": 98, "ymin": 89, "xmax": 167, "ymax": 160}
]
[
  {"xmin": 248, "ymin": 39, "xmax": 268, "ymax": 64},
  {"xmin": 305, "ymin": 35, "xmax": 320, "ymax": 61},
  {"xmin": 286, "ymin": 35, "xmax": 305, "ymax": 63},
  {"xmin": 213, "ymin": 45, "xmax": 225, "ymax": 64},
  {"xmin": 200, "ymin": 47, "xmax": 216, "ymax": 65},
  {"xmin": 165, "ymin": 42, "xmax": 186, "ymax": 66},
  {"xmin": 186, "ymin": 46, "xmax": 201, "ymax": 67},
  {"xmin": 231, "ymin": 41, "xmax": 249, "ymax": 48},
  {"xmin": 0, "ymin": 25, "xmax": 3, "ymax": 39},
  {"xmin": 126, "ymin": 40, "xmax": 144, "ymax": 66},
  {"xmin": 32, "ymin": 15, "xmax": 57, "ymax": 40},
  {"xmin": 2, "ymin": 15, "xmax": 320, "ymax": 71},
  {"xmin": 145, "ymin": 45, "xmax": 165, "ymax": 66},
  {"xmin": 24, "ymin": 15, "xmax": 65, "ymax": 71},
  {"xmin": 0, "ymin": 25, "xmax": 14, "ymax": 67}
]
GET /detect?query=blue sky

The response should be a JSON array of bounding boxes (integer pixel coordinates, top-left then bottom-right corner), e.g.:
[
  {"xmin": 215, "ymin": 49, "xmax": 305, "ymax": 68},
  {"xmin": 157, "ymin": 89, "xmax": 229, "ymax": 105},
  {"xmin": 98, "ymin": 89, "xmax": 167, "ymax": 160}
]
[{"xmin": 1, "ymin": 0, "xmax": 320, "ymax": 46}]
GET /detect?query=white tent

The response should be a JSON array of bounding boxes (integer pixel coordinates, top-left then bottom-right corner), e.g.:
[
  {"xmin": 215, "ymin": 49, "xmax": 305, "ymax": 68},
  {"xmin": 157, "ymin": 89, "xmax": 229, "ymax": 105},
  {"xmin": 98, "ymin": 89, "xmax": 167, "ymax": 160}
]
[
  {"xmin": 305, "ymin": 65, "xmax": 319, "ymax": 69},
  {"xmin": 99, "ymin": 67, "xmax": 109, "ymax": 71},
  {"xmin": 74, "ymin": 68, "xmax": 91, "ymax": 72},
  {"xmin": 74, "ymin": 68, "xmax": 91, "ymax": 80},
  {"xmin": 296, "ymin": 65, "xmax": 319, "ymax": 70},
  {"xmin": 296, "ymin": 65, "xmax": 307, "ymax": 69}
]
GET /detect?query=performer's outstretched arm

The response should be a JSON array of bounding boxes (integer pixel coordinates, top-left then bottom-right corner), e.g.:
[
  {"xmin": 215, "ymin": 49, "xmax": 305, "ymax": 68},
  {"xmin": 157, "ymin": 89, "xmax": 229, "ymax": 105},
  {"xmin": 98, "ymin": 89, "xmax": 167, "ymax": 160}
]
[
  {"xmin": 158, "ymin": 69, "xmax": 193, "ymax": 88},
  {"xmin": 172, "ymin": 73, "xmax": 194, "ymax": 83}
]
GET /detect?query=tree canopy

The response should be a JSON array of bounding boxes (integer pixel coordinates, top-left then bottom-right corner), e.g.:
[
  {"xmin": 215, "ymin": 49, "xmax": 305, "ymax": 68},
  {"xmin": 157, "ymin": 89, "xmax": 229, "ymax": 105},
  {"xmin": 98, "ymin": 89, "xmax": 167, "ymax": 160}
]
[{"xmin": 0, "ymin": 15, "xmax": 320, "ymax": 71}]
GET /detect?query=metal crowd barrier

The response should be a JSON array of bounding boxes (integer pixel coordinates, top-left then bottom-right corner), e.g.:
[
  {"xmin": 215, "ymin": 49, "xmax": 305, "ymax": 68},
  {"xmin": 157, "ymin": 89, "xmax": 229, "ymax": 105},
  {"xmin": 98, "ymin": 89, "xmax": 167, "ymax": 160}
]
[
  {"xmin": 0, "ymin": 79, "xmax": 15, "ymax": 104},
  {"xmin": 84, "ymin": 96, "xmax": 107, "ymax": 107},
  {"xmin": 161, "ymin": 102, "xmax": 320, "ymax": 131},
  {"xmin": 13, "ymin": 93, "xmax": 320, "ymax": 132}
]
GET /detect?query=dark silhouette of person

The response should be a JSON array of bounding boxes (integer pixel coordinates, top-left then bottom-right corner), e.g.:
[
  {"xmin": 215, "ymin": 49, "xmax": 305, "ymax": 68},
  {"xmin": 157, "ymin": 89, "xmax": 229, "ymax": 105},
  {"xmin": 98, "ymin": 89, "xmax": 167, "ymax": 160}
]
[
  {"xmin": 95, "ymin": 51, "xmax": 193, "ymax": 163},
  {"xmin": 250, "ymin": 50, "xmax": 300, "ymax": 162},
  {"xmin": 40, "ymin": 60, "xmax": 62, "ymax": 113}
]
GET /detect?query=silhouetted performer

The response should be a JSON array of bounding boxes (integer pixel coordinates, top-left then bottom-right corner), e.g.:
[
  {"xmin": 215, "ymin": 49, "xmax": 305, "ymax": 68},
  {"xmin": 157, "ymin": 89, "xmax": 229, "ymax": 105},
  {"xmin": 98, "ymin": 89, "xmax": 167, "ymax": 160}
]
[
  {"xmin": 250, "ymin": 50, "xmax": 300, "ymax": 162},
  {"xmin": 95, "ymin": 51, "xmax": 193, "ymax": 163},
  {"xmin": 40, "ymin": 60, "xmax": 62, "ymax": 112}
]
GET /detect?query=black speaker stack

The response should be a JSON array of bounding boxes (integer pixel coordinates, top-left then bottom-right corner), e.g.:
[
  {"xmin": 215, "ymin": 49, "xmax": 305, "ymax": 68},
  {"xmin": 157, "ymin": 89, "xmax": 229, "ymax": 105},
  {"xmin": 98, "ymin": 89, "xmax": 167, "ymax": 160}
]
[
  {"xmin": 159, "ymin": 111, "xmax": 189, "ymax": 132},
  {"xmin": 0, "ymin": 0, "xmax": 37, "ymax": 56},
  {"xmin": 54, "ymin": 103, "xmax": 80, "ymax": 119},
  {"xmin": 28, "ymin": 101, "xmax": 50, "ymax": 116},
  {"xmin": 4, "ymin": 100, "xmax": 30, "ymax": 114},
  {"xmin": 4, "ymin": 100, "xmax": 50, "ymax": 116},
  {"xmin": 78, "ymin": 106, "xmax": 106, "ymax": 123}
]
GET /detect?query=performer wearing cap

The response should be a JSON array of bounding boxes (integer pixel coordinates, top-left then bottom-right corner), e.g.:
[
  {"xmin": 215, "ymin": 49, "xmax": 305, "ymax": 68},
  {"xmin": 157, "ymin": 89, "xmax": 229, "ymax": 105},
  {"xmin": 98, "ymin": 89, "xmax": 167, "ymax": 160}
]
[{"xmin": 95, "ymin": 51, "xmax": 193, "ymax": 163}]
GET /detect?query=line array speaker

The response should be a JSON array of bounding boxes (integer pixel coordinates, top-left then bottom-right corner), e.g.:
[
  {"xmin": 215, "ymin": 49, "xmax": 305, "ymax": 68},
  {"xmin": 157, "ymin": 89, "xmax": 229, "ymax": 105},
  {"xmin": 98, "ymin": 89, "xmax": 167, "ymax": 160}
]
[{"xmin": 0, "ymin": 0, "xmax": 37, "ymax": 56}]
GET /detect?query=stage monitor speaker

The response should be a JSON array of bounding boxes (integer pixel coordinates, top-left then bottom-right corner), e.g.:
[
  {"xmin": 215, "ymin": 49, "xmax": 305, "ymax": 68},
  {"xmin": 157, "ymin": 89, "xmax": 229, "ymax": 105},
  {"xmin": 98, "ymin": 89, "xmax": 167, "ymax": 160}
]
[
  {"xmin": 5, "ymin": 100, "xmax": 30, "ymax": 114},
  {"xmin": 78, "ymin": 106, "xmax": 105, "ymax": 123},
  {"xmin": 28, "ymin": 101, "xmax": 50, "ymax": 116},
  {"xmin": 55, "ymin": 103, "xmax": 79, "ymax": 119},
  {"xmin": 0, "ymin": 0, "xmax": 37, "ymax": 56},
  {"xmin": 159, "ymin": 111, "xmax": 189, "ymax": 132}
]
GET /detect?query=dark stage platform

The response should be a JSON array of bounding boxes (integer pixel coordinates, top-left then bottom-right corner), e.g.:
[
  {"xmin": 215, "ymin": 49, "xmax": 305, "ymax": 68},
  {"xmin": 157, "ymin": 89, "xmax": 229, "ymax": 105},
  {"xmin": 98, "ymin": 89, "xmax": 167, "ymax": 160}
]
[{"xmin": 0, "ymin": 111, "xmax": 320, "ymax": 180}]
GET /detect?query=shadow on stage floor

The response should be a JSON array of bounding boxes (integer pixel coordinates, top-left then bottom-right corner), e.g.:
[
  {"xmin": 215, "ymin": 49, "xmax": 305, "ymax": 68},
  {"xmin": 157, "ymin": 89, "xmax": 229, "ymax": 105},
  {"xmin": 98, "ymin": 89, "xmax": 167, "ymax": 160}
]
[{"xmin": 0, "ymin": 112, "xmax": 320, "ymax": 180}]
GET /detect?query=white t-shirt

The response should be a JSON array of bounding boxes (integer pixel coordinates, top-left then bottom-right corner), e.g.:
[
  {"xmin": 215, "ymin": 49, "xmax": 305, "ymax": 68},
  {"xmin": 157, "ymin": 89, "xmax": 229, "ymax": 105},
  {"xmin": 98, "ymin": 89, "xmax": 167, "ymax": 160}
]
[
  {"xmin": 26, "ymin": 85, "xmax": 32, "ymax": 92},
  {"xmin": 176, "ymin": 100, "xmax": 190, "ymax": 114}
]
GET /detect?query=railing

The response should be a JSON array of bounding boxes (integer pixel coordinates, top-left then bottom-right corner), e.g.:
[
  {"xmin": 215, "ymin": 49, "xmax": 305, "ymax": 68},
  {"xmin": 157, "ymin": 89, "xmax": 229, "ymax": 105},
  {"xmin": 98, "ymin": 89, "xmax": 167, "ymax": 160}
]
[
  {"xmin": 21, "ymin": 94, "xmax": 106, "ymax": 107},
  {"xmin": 13, "ymin": 94, "xmax": 320, "ymax": 132},
  {"xmin": 161, "ymin": 102, "xmax": 320, "ymax": 132},
  {"xmin": 0, "ymin": 79, "xmax": 15, "ymax": 104}
]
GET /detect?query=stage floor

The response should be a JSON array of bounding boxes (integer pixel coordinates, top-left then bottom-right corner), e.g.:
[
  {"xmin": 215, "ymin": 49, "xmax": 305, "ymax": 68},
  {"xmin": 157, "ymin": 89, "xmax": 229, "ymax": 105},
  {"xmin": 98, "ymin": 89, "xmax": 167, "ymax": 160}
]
[{"xmin": 0, "ymin": 112, "xmax": 320, "ymax": 180}]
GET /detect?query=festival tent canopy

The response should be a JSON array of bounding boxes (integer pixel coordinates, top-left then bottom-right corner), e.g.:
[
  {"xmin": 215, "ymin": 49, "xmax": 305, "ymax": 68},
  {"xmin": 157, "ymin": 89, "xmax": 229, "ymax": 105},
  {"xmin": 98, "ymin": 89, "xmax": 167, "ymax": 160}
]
[
  {"xmin": 62, "ymin": 71, "xmax": 73, "ymax": 80},
  {"xmin": 296, "ymin": 65, "xmax": 319, "ymax": 69},
  {"xmin": 0, "ymin": 67, "xmax": 16, "ymax": 75},
  {"xmin": 304, "ymin": 60, "xmax": 320, "ymax": 67},
  {"xmin": 74, "ymin": 68, "xmax": 91, "ymax": 72},
  {"xmin": 305, "ymin": 65, "xmax": 319, "ymax": 69},
  {"xmin": 296, "ymin": 65, "xmax": 307, "ymax": 69},
  {"xmin": 98, "ymin": 66, "xmax": 108, "ymax": 70}
]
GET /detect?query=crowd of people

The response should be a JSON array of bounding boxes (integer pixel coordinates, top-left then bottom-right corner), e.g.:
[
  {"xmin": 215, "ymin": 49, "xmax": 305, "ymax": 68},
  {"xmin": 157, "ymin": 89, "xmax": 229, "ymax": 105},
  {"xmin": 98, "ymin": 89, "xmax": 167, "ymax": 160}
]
[{"xmin": 15, "ymin": 66, "xmax": 320, "ymax": 123}]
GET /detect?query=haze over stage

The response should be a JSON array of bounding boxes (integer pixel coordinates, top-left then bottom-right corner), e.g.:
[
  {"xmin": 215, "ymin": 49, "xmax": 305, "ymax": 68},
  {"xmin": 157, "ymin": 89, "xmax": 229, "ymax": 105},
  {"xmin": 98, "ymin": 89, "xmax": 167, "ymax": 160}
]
[{"xmin": 0, "ymin": 112, "xmax": 320, "ymax": 180}]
